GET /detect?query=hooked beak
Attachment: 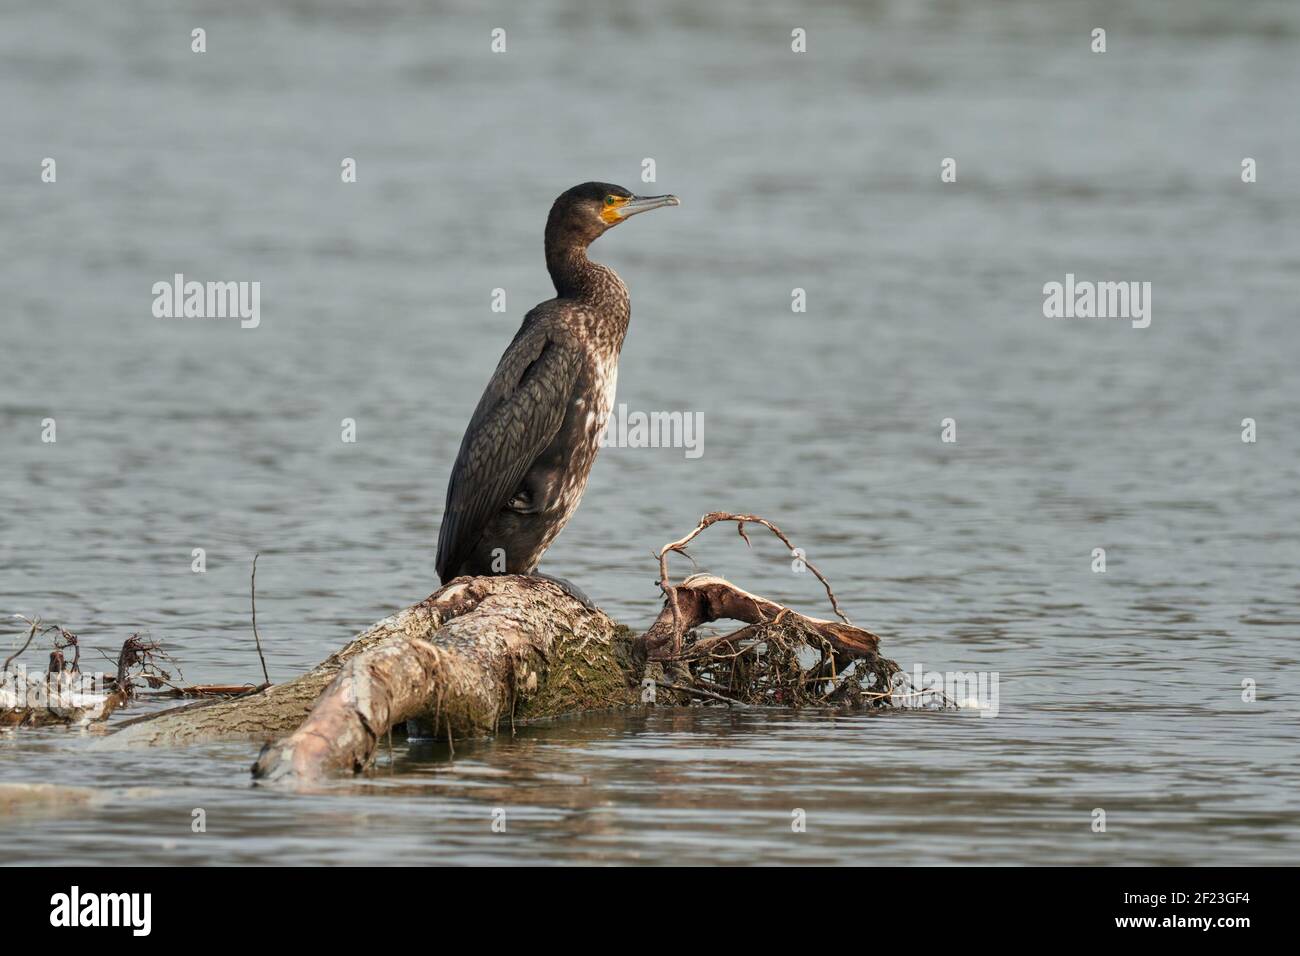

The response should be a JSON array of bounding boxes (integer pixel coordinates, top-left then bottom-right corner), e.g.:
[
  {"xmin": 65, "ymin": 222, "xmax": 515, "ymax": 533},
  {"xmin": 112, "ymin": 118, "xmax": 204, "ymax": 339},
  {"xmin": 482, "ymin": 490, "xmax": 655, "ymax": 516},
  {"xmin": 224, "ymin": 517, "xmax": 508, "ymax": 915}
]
[{"xmin": 616, "ymin": 194, "xmax": 680, "ymax": 219}]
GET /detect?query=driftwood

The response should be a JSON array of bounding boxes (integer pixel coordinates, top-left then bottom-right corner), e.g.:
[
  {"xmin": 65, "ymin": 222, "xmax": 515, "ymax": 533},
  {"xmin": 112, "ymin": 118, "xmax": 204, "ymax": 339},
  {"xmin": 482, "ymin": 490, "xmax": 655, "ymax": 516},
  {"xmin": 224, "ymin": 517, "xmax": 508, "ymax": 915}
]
[
  {"xmin": 3, "ymin": 603, "xmax": 268, "ymax": 729},
  {"xmin": 102, "ymin": 574, "xmax": 636, "ymax": 754},
  {"xmin": 249, "ymin": 575, "xmax": 637, "ymax": 781},
  {"xmin": 639, "ymin": 574, "xmax": 896, "ymax": 708},
  {"xmin": 2, "ymin": 513, "xmax": 906, "ymax": 785},
  {"xmin": 0, "ymin": 677, "xmax": 127, "ymax": 728},
  {"xmin": 245, "ymin": 513, "xmax": 898, "ymax": 783},
  {"xmin": 2, "ymin": 621, "xmax": 130, "ymax": 727}
]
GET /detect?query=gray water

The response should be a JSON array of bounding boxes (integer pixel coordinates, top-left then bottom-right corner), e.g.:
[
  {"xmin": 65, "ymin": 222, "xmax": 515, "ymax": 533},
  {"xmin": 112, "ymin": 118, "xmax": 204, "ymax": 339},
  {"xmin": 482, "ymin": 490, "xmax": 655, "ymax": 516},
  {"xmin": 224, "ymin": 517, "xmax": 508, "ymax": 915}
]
[{"xmin": 2, "ymin": 0, "xmax": 1298, "ymax": 865}]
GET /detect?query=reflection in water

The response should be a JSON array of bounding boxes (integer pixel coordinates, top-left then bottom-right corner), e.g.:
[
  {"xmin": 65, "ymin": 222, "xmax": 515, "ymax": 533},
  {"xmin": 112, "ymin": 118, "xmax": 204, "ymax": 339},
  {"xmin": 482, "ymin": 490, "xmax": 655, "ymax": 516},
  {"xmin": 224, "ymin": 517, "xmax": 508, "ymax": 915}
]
[
  {"xmin": 3, "ymin": 705, "xmax": 1296, "ymax": 865},
  {"xmin": 2, "ymin": 0, "xmax": 1299, "ymax": 864}
]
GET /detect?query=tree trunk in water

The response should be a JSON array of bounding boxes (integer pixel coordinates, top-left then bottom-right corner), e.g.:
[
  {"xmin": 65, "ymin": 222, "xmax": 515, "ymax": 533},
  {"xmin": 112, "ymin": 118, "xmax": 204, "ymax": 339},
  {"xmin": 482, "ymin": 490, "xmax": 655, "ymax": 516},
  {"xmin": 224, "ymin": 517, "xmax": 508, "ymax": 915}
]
[
  {"xmin": 250, "ymin": 576, "xmax": 639, "ymax": 781},
  {"xmin": 98, "ymin": 514, "xmax": 903, "ymax": 786},
  {"xmin": 102, "ymin": 576, "xmax": 637, "ymax": 757}
]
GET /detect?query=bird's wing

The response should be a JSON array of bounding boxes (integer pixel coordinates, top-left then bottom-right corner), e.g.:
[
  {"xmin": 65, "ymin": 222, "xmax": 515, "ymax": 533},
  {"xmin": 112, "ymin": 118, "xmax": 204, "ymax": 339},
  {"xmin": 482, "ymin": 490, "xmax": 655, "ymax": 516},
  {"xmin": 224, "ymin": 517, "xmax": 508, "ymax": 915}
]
[{"xmin": 436, "ymin": 321, "xmax": 582, "ymax": 582}]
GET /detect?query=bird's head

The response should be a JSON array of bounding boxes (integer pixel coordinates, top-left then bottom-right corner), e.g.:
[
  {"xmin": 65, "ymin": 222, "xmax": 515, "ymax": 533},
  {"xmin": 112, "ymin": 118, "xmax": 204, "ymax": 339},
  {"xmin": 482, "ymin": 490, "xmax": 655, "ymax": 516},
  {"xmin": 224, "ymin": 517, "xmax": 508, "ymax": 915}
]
[{"xmin": 547, "ymin": 182, "xmax": 679, "ymax": 247}]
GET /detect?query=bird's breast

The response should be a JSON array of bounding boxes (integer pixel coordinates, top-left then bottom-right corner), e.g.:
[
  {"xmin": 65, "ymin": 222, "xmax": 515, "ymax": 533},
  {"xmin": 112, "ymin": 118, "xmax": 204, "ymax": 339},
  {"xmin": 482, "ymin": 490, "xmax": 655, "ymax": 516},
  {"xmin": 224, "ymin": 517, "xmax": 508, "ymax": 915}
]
[{"xmin": 581, "ymin": 355, "xmax": 619, "ymax": 438}]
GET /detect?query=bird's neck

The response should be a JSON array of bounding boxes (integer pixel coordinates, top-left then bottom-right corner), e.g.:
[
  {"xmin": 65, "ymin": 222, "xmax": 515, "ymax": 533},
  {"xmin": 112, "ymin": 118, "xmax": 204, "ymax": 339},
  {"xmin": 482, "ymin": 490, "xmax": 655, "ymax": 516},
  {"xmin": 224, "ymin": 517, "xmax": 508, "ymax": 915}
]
[
  {"xmin": 547, "ymin": 241, "xmax": 599, "ymax": 297},
  {"xmin": 546, "ymin": 243, "xmax": 629, "ymax": 315}
]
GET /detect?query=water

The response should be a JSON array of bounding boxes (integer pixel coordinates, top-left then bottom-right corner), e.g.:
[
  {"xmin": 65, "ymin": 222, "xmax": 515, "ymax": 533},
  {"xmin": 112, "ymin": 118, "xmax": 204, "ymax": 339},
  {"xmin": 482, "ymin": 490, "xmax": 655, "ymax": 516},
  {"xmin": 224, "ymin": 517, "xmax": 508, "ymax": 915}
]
[{"xmin": 2, "ymin": 0, "xmax": 1298, "ymax": 865}]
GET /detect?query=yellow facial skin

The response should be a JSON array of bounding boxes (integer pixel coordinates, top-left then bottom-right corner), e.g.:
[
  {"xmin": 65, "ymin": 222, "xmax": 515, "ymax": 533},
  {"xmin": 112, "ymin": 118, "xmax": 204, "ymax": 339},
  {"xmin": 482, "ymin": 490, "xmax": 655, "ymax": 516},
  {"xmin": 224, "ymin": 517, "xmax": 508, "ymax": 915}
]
[{"xmin": 599, "ymin": 195, "xmax": 630, "ymax": 224}]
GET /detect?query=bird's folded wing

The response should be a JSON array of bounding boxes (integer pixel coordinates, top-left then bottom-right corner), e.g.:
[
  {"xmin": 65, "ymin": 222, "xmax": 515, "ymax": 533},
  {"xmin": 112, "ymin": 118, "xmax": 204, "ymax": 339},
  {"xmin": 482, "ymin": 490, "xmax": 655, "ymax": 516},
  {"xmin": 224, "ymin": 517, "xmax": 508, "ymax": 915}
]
[{"xmin": 436, "ymin": 329, "xmax": 581, "ymax": 582}]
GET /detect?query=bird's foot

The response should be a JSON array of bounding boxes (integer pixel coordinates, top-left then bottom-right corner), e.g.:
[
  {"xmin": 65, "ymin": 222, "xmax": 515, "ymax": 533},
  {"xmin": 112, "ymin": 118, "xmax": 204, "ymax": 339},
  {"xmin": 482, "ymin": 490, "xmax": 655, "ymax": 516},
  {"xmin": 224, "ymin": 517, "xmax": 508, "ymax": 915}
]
[{"xmin": 527, "ymin": 572, "xmax": 597, "ymax": 611}]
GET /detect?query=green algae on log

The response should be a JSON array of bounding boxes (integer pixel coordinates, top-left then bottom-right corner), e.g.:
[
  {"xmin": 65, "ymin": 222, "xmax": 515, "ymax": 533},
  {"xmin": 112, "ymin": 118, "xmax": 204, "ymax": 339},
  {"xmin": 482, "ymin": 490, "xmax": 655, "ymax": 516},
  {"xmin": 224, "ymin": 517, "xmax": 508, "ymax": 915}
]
[{"xmin": 251, "ymin": 576, "xmax": 639, "ymax": 782}]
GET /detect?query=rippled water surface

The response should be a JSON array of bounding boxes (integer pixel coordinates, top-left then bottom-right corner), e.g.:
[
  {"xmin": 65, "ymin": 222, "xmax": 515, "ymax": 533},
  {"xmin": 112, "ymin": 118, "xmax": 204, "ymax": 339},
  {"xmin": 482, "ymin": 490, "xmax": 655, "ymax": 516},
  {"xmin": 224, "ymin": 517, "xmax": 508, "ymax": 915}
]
[{"xmin": 2, "ymin": 0, "xmax": 1298, "ymax": 865}]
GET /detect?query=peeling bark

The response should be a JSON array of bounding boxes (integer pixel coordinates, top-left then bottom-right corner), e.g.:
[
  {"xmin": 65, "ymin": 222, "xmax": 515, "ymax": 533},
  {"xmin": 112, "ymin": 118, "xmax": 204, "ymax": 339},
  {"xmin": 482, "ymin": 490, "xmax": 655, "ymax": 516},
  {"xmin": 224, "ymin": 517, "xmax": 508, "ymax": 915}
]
[
  {"xmin": 250, "ymin": 575, "xmax": 637, "ymax": 782},
  {"xmin": 103, "ymin": 575, "xmax": 637, "ymax": 758}
]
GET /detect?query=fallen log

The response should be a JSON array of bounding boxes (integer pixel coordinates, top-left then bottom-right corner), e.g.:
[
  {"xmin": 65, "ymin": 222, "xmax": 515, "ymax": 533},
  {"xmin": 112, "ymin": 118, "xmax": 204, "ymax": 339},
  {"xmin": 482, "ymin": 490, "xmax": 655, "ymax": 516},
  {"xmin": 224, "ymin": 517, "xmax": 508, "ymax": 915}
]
[
  {"xmin": 250, "ymin": 575, "xmax": 638, "ymax": 781},
  {"xmin": 104, "ymin": 574, "xmax": 637, "ymax": 753},
  {"xmin": 247, "ymin": 570, "xmax": 898, "ymax": 784},
  {"xmin": 87, "ymin": 513, "xmax": 906, "ymax": 786}
]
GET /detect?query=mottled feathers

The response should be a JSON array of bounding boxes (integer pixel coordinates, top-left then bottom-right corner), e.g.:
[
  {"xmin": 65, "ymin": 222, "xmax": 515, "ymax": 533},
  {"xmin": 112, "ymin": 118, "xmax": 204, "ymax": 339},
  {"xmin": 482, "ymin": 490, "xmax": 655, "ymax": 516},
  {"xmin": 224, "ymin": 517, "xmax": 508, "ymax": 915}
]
[{"xmin": 435, "ymin": 313, "xmax": 582, "ymax": 583}]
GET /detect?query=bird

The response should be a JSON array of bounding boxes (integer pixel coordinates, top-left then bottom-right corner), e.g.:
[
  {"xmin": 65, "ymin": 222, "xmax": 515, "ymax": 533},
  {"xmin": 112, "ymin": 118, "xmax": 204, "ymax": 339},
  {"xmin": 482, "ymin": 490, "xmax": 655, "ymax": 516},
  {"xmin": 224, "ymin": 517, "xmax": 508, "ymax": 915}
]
[{"xmin": 435, "ymin": 182, "xmax": 679, "ymax": 599}]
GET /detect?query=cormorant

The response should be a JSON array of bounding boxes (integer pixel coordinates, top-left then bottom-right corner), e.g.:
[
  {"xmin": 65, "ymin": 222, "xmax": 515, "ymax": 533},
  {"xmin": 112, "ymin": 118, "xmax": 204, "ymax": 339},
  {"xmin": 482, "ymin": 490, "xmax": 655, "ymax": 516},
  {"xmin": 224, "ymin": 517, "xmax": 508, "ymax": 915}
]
[{"xmin": 436, "ymin": 182, "xmax": 679, "ymax": 592}]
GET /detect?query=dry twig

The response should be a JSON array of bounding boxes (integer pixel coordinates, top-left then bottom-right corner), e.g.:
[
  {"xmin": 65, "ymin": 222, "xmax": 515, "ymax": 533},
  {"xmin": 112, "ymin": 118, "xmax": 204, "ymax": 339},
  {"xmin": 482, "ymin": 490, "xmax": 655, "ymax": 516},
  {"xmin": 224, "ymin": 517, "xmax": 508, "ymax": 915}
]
[
  {"xmin": 656, "ymin": 512, "xmax": 852, "ymax": 637},
  {"xmin": 3, "ymin": 617, "xmax": 41, "ymax": 673},
  {"xmin": 637, "ymin": 512, "xmax": 902, "ymax": 709},
  {"xmin": 251, "ymin": 553, "xmax": 271, "ymax": 686}
]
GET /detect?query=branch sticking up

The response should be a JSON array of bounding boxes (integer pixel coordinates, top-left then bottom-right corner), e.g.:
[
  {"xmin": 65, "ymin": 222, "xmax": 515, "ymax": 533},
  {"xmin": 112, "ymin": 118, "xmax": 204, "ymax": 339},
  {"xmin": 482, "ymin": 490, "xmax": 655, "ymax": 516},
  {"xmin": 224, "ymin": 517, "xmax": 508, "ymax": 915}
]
[
  {"xmin": 251, "ymin": 553, "xmax": 271, "ymax": 686},
  {"xmin": 656, "ymin": 512, "xmax": 853, "ymax": 637},
  {"xmin": 636, "ymin": 512, "xmax": 899, "ymax": 706},
  {"xmin": 3, "ymin": 616, "xmax": 41, "ymax": 674}
]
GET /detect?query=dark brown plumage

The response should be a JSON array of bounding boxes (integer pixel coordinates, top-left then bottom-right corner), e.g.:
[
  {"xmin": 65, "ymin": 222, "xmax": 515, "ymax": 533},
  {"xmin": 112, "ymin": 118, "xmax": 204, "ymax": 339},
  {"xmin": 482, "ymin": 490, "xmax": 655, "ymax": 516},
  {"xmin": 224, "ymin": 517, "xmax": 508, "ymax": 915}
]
[{"xmin": 436, "ymin": 182, "xmax": 678, "ymax": 585}]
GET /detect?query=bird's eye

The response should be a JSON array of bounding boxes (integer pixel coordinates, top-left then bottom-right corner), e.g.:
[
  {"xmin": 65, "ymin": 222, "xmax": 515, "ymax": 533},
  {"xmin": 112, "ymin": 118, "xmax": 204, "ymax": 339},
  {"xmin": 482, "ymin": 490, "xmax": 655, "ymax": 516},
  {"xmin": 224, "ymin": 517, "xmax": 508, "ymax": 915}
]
[{"xmin": 604, "ymin": 195, "xmax": 616, "ymax": 206}]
